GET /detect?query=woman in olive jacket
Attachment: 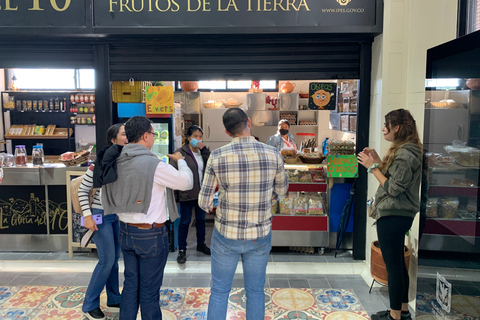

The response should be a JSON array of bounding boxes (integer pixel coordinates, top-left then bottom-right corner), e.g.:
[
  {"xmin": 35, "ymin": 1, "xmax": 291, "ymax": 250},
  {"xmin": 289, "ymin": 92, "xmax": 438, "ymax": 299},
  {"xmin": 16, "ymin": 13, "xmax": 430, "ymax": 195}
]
[
  {"xmin": 170, "ymin": 125, "xmax": 211, "ymax": 264},
  {"xmin": 358, "ymin": 109, "xmax": 422, "ymax": 320}
]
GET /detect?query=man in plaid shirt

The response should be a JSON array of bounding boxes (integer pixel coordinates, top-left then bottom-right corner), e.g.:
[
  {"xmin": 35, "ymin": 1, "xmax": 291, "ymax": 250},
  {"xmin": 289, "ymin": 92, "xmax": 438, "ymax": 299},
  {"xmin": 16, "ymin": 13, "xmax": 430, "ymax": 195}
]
[{"xmin": 199, "ymin": 108, "xmax": 288, "ymax": 320}]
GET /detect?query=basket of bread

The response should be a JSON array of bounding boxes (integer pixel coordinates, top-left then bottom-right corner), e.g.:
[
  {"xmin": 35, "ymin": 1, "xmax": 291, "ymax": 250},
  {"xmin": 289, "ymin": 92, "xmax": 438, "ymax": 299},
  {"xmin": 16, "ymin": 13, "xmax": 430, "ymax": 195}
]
[
  {"xmin": 59, "ymin": 147, "xmax": 92, "ymax": 167},
  {"xmin": 299, "ymin": 152, "xmax": 326, "ymax": 164},
  {"xmin": 281, "ymin": 148, "xmax": 298, "ymax": 164}
]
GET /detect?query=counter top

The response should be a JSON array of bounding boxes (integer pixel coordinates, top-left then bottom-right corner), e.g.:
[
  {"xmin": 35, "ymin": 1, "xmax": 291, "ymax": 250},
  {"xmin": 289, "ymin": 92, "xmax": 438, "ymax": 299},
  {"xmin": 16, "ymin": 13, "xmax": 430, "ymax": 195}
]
[{"xmin": 1, "ymin": 165, "xmax": 88, "ymax": 186}]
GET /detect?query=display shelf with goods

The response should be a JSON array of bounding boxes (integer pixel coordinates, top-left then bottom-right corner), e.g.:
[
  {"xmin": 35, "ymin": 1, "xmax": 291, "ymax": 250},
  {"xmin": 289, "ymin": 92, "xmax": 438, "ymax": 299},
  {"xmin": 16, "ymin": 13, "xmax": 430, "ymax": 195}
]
[
  {"xmin": 1, "ymin": 91, "xmax": 94, "ymax": 155},
  {"xmin": 272, "ymin": 163, "xmax": 329, "ymax": 247},
  {"xmin": 421, "ymin": 88, "xmax": 480, "ymax": 254},
  {"xmin": 329, "ymin": 80, "xmax": 358, "ymax": 134}
]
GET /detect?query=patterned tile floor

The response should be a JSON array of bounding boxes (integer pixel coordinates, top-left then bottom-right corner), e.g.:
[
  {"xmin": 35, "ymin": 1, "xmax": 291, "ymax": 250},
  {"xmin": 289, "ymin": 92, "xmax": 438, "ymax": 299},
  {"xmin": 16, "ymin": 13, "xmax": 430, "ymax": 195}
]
[{"xmin": 0, "ymin": 284, "xmax": 373, "ymax": 320}]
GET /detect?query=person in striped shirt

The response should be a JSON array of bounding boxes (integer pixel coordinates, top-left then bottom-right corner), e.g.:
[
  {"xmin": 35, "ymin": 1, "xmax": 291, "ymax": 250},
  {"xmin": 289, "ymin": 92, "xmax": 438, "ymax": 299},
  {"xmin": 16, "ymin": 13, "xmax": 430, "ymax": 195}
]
[
  {"xmin": 198, "ymin": 108, "xmax": 289, "ymax": 320},
  {"xmin": 80, "ymin": 123, "xmax": 128, "ymax": 320}
]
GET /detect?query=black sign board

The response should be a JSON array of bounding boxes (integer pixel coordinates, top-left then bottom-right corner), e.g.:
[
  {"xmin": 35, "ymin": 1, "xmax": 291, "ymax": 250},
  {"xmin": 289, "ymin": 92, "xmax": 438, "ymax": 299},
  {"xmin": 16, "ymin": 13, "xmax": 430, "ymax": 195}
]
[
  {"xmin": 0, "ymin": 185, "xmax": 68, "ymax": 234},
  {"xmin": 94, "ymin": 0, "xmax": 376, "ymax": 29},
  {"xmin": 0, "ymin": 0, "xmax": 380, "ymax": 34},
  {"xmin": 308, "ymin": 82, "xmax": 337, "ymax": 110},
  {"xmin": 0, "ymin": 0, "xmax": 86, "ymax": 28}
]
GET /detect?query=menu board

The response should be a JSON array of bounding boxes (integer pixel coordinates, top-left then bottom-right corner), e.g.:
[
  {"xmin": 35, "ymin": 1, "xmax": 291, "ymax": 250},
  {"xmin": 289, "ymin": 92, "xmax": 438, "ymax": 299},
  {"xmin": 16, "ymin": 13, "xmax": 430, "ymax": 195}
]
[{"xmin": 308, "ymin": 82, "xmax": 337, "ymax": 110}]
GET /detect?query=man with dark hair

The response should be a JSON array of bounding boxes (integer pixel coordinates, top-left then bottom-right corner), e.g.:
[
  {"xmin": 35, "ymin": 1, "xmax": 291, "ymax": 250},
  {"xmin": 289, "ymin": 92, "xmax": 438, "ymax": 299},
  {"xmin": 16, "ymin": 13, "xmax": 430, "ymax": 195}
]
[
  {"xmin": 102, "ymin": 116, "xmax": 193, "ymax": 320},
  {"xmin": 199, "ymin": 108, "xmax": 288, "ymax": 320}
]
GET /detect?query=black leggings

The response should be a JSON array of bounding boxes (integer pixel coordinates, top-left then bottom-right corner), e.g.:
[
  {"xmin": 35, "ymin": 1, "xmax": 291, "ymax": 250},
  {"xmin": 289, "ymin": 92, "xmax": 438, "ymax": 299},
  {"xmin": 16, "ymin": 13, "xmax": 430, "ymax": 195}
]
[{"xmin": 376, "ymin": 215, "xmax": 414, "ymax": 310}]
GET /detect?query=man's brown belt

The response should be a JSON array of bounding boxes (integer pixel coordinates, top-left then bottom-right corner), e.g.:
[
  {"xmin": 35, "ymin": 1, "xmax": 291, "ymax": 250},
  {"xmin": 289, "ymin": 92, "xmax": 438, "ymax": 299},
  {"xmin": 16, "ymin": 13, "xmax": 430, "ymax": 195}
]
[{"xmin": 126, "ymin": 222, "xmax": 164, "ymax": 229}]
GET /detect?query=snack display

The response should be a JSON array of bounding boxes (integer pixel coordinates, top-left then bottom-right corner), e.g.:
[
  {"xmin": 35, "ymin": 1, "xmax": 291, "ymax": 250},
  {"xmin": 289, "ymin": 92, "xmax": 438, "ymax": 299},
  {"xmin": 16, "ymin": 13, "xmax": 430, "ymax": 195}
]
[
  {"xmin": 425, "ymin": 198, "xmax": 438, "ymax": 218},
  {"xmin": 308, "ymin": 195, "xmax": 324, "ymax": 215},
  {"xmin": 279, "ymin": 196, "xmax": 294, "ymax": 215},
  {"xmin": 438, "ymin": 197, "xmax": 459, "ymax": 219},
  {"xmin": 286, "ymin": 170, "xmax": 299, "ymax": 182},
  {"xmin": 444, "ymin": 142, "xmax": 480, "ymax": 167},
  {"xmin": 294, "ymin": 195, "xmax": 308, "ymax": 215}
]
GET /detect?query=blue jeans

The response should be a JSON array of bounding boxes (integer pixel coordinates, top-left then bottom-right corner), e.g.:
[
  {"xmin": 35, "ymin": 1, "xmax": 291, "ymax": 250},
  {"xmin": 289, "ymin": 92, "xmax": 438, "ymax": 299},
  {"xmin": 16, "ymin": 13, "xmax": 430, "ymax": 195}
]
[
  {"xmin": 82, "ymin": 210, "xmax": 121, "ymax": 313},
  {"xmin": 119, "ymin": 221, "xmax": 169, "ymax": 320},
  {"xmin": 178, "ymin": 200, "xmax": 207, "ymax": 251},
  {"xmin": 207, "ymin": 228, "xmax": 271, "ymax": 320}
]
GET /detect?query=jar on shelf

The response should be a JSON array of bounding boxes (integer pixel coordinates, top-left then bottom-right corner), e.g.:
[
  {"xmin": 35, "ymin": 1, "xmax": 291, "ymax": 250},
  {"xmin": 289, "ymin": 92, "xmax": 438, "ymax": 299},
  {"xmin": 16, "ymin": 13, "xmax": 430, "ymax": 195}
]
[
  {"xmin": 14, "ymin": 145, "xmax": 27, "ymax": 166},
  {"xmin": 32, "ymin": 145, "xmax": 44, "ymax": 166}
]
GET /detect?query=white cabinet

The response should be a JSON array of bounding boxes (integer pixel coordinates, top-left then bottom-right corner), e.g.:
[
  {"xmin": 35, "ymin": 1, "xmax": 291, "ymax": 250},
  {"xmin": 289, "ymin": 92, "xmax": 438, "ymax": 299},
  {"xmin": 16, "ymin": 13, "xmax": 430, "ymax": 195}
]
[{"xmin": 202, "ymin": 109, "xmax": 232, "ymax": 142}]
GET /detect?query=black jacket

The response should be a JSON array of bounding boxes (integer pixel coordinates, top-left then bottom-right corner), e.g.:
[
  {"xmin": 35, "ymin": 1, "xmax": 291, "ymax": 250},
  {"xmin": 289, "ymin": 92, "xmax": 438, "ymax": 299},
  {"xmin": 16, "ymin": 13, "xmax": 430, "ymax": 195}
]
[
  {"xmin": 170, "ymin": 143, "xmax": 210, "ymax": 202},
  {"xmin": 93, "ymin": 144, "xmax": 123, "ymax": 188}
]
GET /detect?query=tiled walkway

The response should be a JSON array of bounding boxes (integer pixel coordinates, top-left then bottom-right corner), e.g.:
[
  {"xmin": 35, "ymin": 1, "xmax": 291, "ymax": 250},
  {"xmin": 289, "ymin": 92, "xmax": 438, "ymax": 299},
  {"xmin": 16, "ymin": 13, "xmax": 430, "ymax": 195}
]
[{"xmin": 1, "ymin": 222, "xmax": 479, "ymax": 319}]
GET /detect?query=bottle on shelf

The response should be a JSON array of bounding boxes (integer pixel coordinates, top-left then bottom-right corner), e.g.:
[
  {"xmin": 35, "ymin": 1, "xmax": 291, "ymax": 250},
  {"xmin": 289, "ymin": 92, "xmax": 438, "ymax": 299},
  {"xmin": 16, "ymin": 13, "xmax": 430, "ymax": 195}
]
[
  {"xmin": 32, "ymin": 145, "xmax": 44, "ymax": 166},
  {"xmin": 14, "ymin": 145, "xmax": 27, "ymax": 166},
  {"xmin": 49, "ymin": 98, "xmax": 54, "ymax": 111},
  {"xmin": 62, "ymin": 98, "xmax": 67, "ymax": 111},
  {"xmin": 55, "ymin": 97, "xmax": 59, "ymax": 110}
]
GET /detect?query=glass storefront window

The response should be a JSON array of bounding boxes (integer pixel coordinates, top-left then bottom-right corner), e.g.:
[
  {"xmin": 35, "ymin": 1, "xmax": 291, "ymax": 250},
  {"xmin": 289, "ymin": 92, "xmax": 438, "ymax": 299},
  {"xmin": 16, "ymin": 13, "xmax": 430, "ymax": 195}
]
[{"xmin": 10, "ymin": 69, "xmax": 76, "ymax": 90}]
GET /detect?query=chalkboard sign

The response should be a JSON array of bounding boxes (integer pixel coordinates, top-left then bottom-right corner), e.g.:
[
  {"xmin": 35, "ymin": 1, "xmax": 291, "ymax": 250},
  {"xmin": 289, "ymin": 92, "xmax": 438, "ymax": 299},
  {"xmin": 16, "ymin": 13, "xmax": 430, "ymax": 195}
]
[
  {"xmin": 326, "ymin": 155, "xmax": 359, "ymax": 178},
  {"xmin": 308, "ymin": 82, "xmax": 337, "ymax": 110}
]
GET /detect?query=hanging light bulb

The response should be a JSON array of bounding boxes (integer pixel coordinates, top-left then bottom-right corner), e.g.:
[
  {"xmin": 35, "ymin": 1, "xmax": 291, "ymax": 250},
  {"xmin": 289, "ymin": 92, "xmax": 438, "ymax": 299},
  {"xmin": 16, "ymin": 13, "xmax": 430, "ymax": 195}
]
[{"xmin": 11, "ymin": 75, "xmax": 17, "ymax": 91}]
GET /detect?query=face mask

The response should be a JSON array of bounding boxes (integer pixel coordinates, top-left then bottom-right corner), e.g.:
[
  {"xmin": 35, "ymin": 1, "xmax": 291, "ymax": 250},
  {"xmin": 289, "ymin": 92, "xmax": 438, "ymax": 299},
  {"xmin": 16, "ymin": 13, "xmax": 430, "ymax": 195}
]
[
  {"xmin": 279, "ymin": 129, "xmax": 289, "ymax": 136},
  {"xmin": 190, "ymin": 138, "xmax": 202, "ymax": 148}
]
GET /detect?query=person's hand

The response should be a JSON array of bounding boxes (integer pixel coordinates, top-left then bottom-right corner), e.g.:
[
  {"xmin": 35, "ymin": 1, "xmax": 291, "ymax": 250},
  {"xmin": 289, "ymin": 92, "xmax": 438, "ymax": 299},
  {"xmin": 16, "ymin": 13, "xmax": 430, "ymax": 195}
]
[
  {"xmin": 358, "ymin": 149, "xmax": 380, "ymax": 170},
  {"xmin": 168, "ymin": 152, "xmax": 185, "ymax": 162},
  {"xmin": 196, "ymin": 141, "xmax": 206, "ymax": 150},
  {"xmin": 362, "ymin": 147, "xmax": 382, "ymax": 164},
  {"xmin": 83, "ymin": 216, "xmax": 98, "ymax": 231}
]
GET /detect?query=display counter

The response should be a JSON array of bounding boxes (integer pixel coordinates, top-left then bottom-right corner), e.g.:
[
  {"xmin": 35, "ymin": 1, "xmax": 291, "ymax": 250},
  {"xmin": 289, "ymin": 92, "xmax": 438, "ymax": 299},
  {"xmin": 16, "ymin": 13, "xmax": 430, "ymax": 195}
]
[
  {"xmin": 272, "ymin": 163, "xmax": 329, "ymax": 248},
  {"xmin": 0, "ymin": 164, "xmax": 87, "ymax": 251}
]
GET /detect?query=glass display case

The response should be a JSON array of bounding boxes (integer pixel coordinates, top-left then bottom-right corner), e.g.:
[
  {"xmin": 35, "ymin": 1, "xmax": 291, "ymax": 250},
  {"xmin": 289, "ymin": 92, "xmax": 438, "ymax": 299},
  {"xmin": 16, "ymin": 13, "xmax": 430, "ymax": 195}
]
[
  {"xmin": 421, "ymin": 88, "xmax": 480, "ymax": 253},
  {"xmin": 271, "ymin": 163, "xmax": 329, "ymax": 248}
]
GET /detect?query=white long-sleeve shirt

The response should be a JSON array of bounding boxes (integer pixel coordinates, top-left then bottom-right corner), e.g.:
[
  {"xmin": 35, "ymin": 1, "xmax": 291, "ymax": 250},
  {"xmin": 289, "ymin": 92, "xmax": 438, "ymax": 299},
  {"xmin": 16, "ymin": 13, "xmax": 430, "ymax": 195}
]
[{"xmin": 78, "ymin": 165, "xmax": 102, "ymax": 217}]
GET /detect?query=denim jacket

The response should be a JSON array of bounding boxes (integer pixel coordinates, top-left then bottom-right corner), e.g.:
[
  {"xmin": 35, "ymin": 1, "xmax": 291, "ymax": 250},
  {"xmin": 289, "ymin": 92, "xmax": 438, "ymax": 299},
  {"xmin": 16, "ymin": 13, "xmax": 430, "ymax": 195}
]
[{"xmin": 265, "ymin": 133, "xmax": 296, "ymax": 151}]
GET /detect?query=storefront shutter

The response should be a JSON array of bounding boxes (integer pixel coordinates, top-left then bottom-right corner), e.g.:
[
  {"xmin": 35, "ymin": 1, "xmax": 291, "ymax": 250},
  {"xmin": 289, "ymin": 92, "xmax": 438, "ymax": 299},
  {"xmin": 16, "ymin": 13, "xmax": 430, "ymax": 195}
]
[
  {"xmin": 109, "ymin": 34, "xmax": 363, "ymax": 81},
  {"xmin": 0, "ymin": 43, "xmax": 94, "ymax": 69}
]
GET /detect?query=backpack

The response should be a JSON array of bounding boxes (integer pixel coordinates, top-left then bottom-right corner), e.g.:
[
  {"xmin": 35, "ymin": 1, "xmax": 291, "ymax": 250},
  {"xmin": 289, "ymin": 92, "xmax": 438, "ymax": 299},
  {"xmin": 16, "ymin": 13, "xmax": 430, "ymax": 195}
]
[{"xmin": 71, "ymin": 174, "xmax": 99, "ymax": 214}]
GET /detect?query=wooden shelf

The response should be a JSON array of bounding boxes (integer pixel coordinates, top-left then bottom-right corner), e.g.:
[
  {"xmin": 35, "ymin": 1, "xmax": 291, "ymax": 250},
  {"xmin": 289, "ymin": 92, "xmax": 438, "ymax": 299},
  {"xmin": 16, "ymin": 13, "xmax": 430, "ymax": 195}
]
[{"xmin": 5, "ymin": 128, "xmax": 73, "ymax": 140}]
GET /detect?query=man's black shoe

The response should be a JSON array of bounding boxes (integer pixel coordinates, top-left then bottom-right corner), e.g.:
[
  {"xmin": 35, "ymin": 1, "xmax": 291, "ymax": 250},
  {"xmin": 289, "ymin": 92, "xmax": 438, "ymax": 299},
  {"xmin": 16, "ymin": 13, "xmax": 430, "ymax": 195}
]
[
  {"xmin": 105, "ymin": 303, "xmax": 120, "ymax": 313},
  {"xmin": 177, "ymin": 250, "xmax": 187, "ymax": 264},
  {"xmin": 85, "ymin": 307, "xmax": 106, "ymax": 320},
  {"xmin": 196, "ymin": 244, "xmax": 211, "ymax": 255}
]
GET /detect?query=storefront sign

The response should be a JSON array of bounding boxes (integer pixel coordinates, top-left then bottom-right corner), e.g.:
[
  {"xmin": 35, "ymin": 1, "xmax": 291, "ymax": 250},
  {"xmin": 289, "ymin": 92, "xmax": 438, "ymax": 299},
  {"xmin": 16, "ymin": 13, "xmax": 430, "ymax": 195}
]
[
  {"xmin": 0, "ymin": 0, "xmax": 86, "ymax": 28},
  {"xmin": 308, "ymin": 82, "xmax": 337, "ymax": 110},
  {"xmin": 0, "ymin": 186, "xmax": 68, "ymax": 234},
  {"xmin": 146, "ymin": 86, "xmax": 174, "ymax": 115},
  {"xmin": 327, "ymin": 155, "xmax": 358, "ymax": 178},
  {"xmin": 0, "ymin": 0, "xmax": 380, "ymax": 33}
]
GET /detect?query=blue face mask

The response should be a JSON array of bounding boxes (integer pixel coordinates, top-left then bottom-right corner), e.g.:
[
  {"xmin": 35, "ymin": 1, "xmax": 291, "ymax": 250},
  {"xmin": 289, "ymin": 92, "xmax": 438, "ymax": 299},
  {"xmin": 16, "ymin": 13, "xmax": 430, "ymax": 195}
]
[{"xmin": 190, "ymin": 138, "xmax": 202, "ymax": 148}]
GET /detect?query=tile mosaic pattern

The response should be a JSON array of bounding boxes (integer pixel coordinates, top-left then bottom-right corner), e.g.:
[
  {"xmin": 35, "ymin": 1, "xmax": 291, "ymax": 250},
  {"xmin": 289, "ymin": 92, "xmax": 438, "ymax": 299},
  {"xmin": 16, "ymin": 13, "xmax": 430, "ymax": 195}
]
[
  {"xmin": 416, "ymin": 292, "xmax": 480, "ymax": 320},
  {"xmin": 0, "ymin": 285, "xmax": 371, "ymax": 320}
]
